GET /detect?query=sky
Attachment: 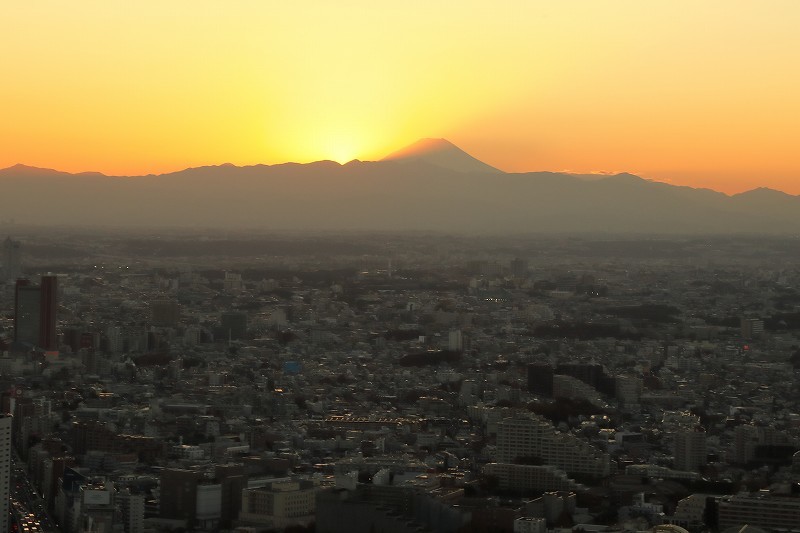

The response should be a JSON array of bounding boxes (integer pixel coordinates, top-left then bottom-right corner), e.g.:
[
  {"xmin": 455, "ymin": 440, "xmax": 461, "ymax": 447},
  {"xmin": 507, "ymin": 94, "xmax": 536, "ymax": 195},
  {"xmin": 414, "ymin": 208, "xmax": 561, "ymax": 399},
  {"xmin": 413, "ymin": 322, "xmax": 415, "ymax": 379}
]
[{"xmin": 2, "ymin": 1, "xmax": 799, "ymax": 194}]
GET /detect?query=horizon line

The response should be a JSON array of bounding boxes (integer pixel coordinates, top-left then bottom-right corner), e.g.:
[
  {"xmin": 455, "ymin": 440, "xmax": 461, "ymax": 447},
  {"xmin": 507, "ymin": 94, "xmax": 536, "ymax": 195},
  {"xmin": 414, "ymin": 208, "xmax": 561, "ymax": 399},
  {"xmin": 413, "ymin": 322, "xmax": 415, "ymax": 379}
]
[{"xmin": 0, "ymin": 160, "xmax": 794, "ymax": 198}]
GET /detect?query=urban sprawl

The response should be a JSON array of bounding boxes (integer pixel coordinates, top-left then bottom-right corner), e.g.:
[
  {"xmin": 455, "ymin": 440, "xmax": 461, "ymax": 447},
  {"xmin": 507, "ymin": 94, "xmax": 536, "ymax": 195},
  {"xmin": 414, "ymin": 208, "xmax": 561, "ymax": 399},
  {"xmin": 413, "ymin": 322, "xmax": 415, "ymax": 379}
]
[{"xmin": 2, "ymin": 232, "xmax": 800, "ymax": 533}]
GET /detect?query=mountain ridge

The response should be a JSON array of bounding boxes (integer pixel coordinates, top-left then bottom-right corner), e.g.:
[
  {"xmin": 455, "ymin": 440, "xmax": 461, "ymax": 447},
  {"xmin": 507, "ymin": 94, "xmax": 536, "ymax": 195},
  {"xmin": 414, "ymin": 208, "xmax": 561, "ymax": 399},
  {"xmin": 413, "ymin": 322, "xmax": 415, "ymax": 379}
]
[
  {"xmin": 2, "ymin": 138, "xmax": 793, "ymax": 198},
  {"xmin": 1, "ymin": 139, "xmax": 798, "ymax": 233}
]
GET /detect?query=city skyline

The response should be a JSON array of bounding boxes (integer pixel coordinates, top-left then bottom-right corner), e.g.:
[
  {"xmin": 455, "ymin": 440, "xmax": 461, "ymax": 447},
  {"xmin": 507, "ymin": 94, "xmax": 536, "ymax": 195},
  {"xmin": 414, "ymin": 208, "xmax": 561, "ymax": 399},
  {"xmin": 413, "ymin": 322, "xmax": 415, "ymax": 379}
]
[
  {"xmin": 3, "ymin": 231, "xmax": 800, "ymax": 532},
  {"xmin": 3, "ymin": 2, "xmax": 800, "ymax": 194}
]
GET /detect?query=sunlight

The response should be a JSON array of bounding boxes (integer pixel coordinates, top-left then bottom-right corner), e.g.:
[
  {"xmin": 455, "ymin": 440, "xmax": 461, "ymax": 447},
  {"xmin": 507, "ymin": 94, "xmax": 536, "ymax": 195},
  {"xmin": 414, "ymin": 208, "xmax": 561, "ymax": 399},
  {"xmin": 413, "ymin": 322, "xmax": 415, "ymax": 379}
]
[{"xmin": 320, "ymin": 134, "xmax": 361, "ymax": 164}]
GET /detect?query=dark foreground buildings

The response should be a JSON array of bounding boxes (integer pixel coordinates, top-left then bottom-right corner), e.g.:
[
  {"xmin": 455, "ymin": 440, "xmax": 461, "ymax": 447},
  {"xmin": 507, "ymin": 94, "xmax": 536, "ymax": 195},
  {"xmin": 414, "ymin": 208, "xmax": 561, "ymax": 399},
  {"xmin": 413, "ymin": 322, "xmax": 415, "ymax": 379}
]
[{"xmin": 14, "ymin": 274, "xmax": 58, "ymax": 351}]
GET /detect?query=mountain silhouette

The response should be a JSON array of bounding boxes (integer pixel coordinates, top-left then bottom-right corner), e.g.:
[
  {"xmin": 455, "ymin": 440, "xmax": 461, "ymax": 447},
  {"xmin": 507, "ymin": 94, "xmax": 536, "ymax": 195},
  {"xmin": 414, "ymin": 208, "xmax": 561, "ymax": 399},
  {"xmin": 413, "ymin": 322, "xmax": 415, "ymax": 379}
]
[
  {"xmin": 382, "ymin": 138, "xmax": 501, "ymax": 174},
  {"xmin": 0, "ymin": 164, "xmax": 79, "ymax": 178},
  {"xmin": 0, "ymin": 164, "xmax": 108, "ymax": 178},
  {"xmin": 1, "ymin": 140, "xmax": 798, "ymax": 233}
]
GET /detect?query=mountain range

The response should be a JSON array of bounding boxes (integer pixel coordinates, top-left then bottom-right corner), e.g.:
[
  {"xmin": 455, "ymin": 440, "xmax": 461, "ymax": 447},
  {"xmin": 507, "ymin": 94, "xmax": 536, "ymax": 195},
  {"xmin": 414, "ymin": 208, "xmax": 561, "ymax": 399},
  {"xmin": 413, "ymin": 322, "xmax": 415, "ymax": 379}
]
[{"xmin": 1, "ymin": 138, "xmax": 798, "ymax": 234}]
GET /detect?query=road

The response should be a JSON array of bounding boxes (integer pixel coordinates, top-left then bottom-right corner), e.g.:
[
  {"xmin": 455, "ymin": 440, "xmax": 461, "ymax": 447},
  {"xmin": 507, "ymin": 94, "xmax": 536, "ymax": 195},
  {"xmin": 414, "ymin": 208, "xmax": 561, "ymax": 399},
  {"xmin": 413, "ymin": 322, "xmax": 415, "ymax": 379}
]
[{"xmin": 10, "ymin": 454, "xmax": 58, "ymax": 533}]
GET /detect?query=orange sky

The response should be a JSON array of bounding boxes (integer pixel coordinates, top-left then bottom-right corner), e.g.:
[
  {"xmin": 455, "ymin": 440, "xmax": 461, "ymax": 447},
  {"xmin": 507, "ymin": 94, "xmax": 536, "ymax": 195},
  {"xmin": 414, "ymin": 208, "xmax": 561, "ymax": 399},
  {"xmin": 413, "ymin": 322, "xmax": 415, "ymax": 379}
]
[{"xmin": 2, "ymin": 1, "xmax": 799, "ymax": 194}]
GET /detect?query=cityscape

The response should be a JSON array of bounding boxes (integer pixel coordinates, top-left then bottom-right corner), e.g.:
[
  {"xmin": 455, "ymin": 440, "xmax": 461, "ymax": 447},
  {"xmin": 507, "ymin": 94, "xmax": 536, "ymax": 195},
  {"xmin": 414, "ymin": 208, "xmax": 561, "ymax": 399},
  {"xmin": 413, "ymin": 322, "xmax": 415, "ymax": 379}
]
[
  {"xmin": 1, "ymin": 230, "xmax": 800, "ymax": 532},
  {"xmin": 4, "ymin": 2, "xmax": 800, "ymax": 532}
]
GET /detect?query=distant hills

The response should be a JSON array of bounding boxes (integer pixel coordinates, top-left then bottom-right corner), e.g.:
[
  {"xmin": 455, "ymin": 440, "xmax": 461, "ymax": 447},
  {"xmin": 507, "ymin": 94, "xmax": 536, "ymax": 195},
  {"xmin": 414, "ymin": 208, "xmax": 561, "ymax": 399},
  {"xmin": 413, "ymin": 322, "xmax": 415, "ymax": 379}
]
[{"xmin": 1, "ymin": 140, "xmax": 799, "ymax": 233}]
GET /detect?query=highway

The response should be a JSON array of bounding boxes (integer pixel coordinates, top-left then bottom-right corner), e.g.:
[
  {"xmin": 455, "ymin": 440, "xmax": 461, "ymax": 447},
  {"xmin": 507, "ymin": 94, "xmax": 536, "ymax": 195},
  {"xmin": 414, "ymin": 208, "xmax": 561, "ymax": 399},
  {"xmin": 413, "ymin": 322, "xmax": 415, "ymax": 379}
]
[{"xmin": 10, "ymin": 454, "xmax": 58, "ymax": 533}]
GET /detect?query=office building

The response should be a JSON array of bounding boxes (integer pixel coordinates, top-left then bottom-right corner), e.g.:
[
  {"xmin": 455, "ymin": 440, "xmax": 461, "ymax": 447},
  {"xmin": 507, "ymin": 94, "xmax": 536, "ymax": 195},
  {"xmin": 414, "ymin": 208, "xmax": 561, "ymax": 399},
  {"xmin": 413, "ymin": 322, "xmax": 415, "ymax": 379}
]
[
  {"xmin": 40, "ymin": 274, "xmax": 58, "ymax": 352},
  {"xmin": 673, "ymin": 428, "xmax": 707, "ymax": 472},
  {"xmin": 718, "ymin": 492, "xmax": 800, "ymax": 530},
  {"xmin": 14, "ymin": 275, "xmax": 59, "ymax": 351},
  {"xmin": 215, "ymin": 463, "xmax": 245, "ymax": 529},
  {"xmin": 239, "ymin": 480, "xmax": 318, "ymax": 527},
  {"xmin": 117, "ymin": 489, "xmax": 145, "ymax": 533},
  {"xmin": 14, "ymin": 279, "xmax": 41, "ymax": 345},
  {"xmin": 160, "ymin": 468, "xmax": 202, "ymax": 524}
]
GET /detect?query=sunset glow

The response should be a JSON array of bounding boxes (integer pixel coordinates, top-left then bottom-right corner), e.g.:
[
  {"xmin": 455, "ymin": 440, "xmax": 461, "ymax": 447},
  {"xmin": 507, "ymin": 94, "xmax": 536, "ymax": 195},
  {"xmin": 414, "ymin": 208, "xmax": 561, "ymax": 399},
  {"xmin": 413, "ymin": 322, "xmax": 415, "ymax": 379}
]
[{"xmin": 2, "ymin": 1, "xmax": 799, "ymax": 193}]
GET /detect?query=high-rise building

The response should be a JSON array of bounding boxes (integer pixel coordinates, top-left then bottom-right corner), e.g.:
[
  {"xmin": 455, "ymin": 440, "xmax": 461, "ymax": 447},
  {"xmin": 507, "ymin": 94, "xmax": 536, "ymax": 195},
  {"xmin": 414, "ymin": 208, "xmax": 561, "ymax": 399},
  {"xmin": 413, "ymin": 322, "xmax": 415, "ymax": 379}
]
[
  {"xmin": 160, "ymin": 468, "xmax": 202, "ymax": 524},
  {"xmin": 105, "ymin": 326, "xmax": 123, "ymax": 353},
  {"xmin": 117, "ymin": 489, "xmax": 145, "ymax": 533},
  {"xmin": 40, "ymin": 275, "xmax": 58, "ymax": 352},
  {"xmin": 14, "ymin": 275, "xmax": 59, "ymax": 351},
  {"xmin": 0, "ymin": 415, "xmax": 12, "ymax": 531},
  {"xmin": 673, "ymin": 428, "xmax": 707, "ymax": 472},
  {"xmin": 14, "ymin": 279, "xmax": 41, "ymax": 345},
  {"xmin": 215, "ymin": 464, "xmax": 245, "ymax": 529}
]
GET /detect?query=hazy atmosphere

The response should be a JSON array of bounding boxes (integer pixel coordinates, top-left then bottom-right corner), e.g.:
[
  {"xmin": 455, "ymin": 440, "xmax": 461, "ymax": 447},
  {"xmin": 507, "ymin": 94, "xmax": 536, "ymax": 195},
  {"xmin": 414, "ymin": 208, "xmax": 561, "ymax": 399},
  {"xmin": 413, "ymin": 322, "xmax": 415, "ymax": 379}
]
[{"xmin": 3, "ymin": 3, "xmax": 800, "ymax": 533}]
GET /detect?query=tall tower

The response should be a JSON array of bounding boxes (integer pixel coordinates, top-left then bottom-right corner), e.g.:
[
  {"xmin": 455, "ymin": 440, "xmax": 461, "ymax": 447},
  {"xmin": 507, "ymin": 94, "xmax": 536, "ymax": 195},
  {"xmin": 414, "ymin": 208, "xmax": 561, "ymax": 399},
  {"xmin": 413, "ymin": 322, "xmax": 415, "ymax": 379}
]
[
  {"xmin": 39, "ymin": 275, "xmax": 58, "ymax": 352},
  {"xmin": 0, "ymin": 415, "xmax": 12, "ymax": 531}
]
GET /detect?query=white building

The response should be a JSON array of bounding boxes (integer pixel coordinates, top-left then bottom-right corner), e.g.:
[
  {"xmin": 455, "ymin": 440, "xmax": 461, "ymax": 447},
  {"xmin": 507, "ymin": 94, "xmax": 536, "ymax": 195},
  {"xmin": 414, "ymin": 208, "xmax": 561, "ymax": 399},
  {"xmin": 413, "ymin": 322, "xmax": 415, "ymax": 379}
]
[
  {"xmin": 196, "ymin": 483, "xmax": 222, "ymax": 530},
  {"xmin": 448, "ymin": 330, "xmax": 463, "ymax": 352},
  {"xmin": 496, "ymin": 414, "xmax": 610, "ymax": 477},
  {"xmin": 117, "ymin": 489, "xmax": 145, "ymax": 533}
]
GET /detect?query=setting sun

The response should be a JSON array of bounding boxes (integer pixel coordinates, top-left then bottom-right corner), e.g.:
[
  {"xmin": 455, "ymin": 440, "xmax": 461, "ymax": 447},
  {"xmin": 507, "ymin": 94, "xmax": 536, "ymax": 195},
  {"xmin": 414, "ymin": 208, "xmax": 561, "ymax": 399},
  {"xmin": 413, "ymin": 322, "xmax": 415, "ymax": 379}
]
[{"xmin": 311, "ymin": 131, "xmax": 363, "ymax": 165}]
